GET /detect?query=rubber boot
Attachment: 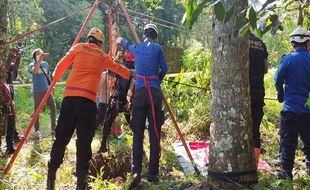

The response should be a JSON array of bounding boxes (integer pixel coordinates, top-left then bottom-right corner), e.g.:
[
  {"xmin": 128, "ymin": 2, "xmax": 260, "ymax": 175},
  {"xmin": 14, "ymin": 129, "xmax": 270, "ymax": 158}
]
[
  {"xmin": 47, "ymin": 179, "xmax": 55, "ymax": 190},
  {"xmin": 129, "ymin": 173, "xmax": 141, "ymax": 190},
  {"xmin": 76, "ymin": 174, "xmax": 88, "ymax": 190},
  {"xmin": 254, "ymin": 147, "xmax": 261, "ymax": 166},
  {"xmin": 47, "ymin": 164, "xmax": 57, "ymax": 190},
  {"xmin": 6, "ymin": 114, "xmax": 15, "ymax": 154},
  {"xmin": 277, "ymin": 161, "xmax": 293, "ymax": 180},
  {"xmin": 97, "ymin": 136, "xmax": 108, "ymax": 153},
  {"xmin": 97, "ymin": 113, "xmax": 115, "ymax": 153}
]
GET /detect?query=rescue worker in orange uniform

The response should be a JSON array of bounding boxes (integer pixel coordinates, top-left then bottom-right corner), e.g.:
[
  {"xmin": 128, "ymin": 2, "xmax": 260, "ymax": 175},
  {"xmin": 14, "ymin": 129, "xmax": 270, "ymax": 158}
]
[{"xmin": 46, "ymin": 27, "xmax": 132, "ymax": 190}]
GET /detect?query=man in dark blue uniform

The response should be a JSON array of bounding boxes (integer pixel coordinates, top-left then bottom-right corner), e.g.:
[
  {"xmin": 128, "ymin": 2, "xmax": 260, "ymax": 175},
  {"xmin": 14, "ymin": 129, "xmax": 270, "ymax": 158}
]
[
  {"xmin": 249, "ymin": 32, "xmax": 268, "ymax": 164},
  {"xmin": 275, "ymin": 27, "xmax": 310, "ymax": 179},
  {"xmin": 117, "ymin": 23, "xmax": 168, "ymax": 189}
]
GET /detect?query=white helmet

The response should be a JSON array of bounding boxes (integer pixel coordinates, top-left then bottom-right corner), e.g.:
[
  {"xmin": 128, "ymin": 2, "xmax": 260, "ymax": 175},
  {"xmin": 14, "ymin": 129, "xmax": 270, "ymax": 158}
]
[
  {"xmin": 290, "ymin": 26, "xmax": 310, "ymax": 43},
  {"xmin": 144, "ymin": 23, "xmax": 158, "ymax": 34}
]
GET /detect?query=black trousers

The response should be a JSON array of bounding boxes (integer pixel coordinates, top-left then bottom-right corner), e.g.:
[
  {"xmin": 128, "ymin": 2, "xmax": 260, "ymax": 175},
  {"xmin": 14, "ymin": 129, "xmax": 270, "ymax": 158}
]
[
  {"xmin": 48, "ymin": 97, "xmax": 96, "ymax": 178},
  {"xmin": 279, "ymin": 111, "xmax": 310, "ymax": 173},
  {"xmin": 250, "ymin": 91, "xmax": 264, "ymax": 148},
  {"xmin": 6, "ymin": 114, "xmax": 15, "ymax": 150},
  {"xmin": 131, "ymin": 88, "xmax": 164, "ymax": 176},
  {"xmin": 5, "ymin": 87, "xmax": 19, "ymax": 150}
]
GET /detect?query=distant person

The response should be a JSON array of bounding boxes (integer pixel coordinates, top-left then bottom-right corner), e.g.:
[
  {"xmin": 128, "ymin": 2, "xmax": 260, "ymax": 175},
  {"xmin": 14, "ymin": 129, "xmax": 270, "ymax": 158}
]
[
  {"xmin": 29, "ymin": 49, "xmax": 56, "ymax": 139},
  {"xmin": 117, "ymin": 23, "xmax": 168, "ymax": 189},
  {"xmin": 274, "ymin": 26, "xmax": 310, "ymax": 179},
  {"xmin": 46, "ymin": 27, "xmax": 132, "ymax": 190},
  {"xmin": 249, "ymin": 32, "xmax": 268, "ymax": 164}
]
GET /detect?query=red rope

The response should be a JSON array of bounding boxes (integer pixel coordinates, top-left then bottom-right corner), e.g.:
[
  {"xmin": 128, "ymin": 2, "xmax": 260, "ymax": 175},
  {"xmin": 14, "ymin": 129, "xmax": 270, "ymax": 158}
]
[
  {"xmin": 136, "ymin": 75, "xmax": 161, "ymax": 157},
  {"xmin": 3, "ymin": 0, "xmax": 101, "ymax": 176},
  {"xmin": 117, "ymin": 0, "xmax": 200, "ymax": 174},
  {"xmin": 1, "ymin": 5, "xmax": 92, "ymax": 46}
]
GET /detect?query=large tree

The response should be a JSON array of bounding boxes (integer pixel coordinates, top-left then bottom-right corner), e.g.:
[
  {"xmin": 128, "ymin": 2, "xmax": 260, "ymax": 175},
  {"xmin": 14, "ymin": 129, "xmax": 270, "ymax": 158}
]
[
  {"xmin": 0, "ymin": 0, "xmax": 8, "ymax": 81},
  {"xmin": 0, "ymin": 0, "xmax": 8, "ymax": 140},
  {"xmin": 208, "ymin": 0, "xmax": 257, "ymax": 189}
]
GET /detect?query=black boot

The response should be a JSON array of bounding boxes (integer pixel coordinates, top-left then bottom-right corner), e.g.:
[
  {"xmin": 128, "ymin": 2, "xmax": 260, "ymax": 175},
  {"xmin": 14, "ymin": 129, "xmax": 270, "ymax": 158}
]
[
  {"xmin": 97, "ymin": 137, "xmax": 108, "ymax": 153},
  {"xmin": 306, "ymin": 163, "xmax": 310, "ymax": 176},
  {"xmin": 277, "ymin": 161, "xmax": 293, "ymax": 180},
  {"xmin": 129, "ymin": 173, "xmax": 141, "ymax": 190},
  {"xmin": 47, "ymin": 179, "xmax": 55, "ymax": 190},
  {"xmin": 97, "ymin": 113, "xmax": 115, "ymax": 153},
  {"xmin": 5, "ymin": 147, "xmax": 15, "ymax": 155},
  {"xmin": 76, "ymin": 174, "xmax": 88, "ymax": 190},
  {"xmin": 47, "ymin": 164, "xmax": 57, "ymax": 190}
]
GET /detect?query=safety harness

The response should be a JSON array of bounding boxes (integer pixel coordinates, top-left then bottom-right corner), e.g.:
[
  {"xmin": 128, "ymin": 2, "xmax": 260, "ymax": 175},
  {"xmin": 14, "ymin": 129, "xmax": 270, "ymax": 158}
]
[{"xmin": 136, "ymin": 75, "xmax": 161, "ymax": 157}]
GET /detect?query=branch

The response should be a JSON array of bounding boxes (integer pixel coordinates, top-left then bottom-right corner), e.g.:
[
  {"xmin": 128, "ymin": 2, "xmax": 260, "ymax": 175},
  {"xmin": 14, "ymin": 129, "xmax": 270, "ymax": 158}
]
[
  {"xmin": 258, "ymin": 0, "xmax": 277, "ymax": 12},
  {"xmin": 286, "ymin": 7, "xmax": 299, "ymax": 11},
  {"xmin": 284, "ymin": 0, "xmax": 295, "ymax": 10}
]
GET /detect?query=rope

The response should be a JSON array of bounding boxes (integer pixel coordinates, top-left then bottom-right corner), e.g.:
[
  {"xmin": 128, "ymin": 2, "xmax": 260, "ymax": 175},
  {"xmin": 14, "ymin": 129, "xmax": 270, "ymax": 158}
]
[
  {"xmin": 1, "ymin": 5, "xmax": 92, "ymax": 45},
  {"xmin": 136, "ymin": 75, "xmax": 162, "ymax": 158},
  {"xmin": 163, "ymin": 78, "xmax": 208, "ymax": 91},
  {"xmin": 127, "ymin": 9, "xmax": 204, "ymax": 36}
]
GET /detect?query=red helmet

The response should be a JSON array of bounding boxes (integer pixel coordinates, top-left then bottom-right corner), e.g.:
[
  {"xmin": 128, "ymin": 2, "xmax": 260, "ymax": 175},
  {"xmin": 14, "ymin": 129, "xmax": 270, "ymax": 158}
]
[{"xmin": 125, "ymin": 51, "xmax": 135, "ymax": 62}]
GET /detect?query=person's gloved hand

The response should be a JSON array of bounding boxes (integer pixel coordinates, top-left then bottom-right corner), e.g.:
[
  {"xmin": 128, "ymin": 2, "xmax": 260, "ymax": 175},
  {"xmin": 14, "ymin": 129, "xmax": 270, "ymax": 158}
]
[
  {"xmin": 277, "ymin": 93, "xmax": 284, "ymax": 103},
  {"xmin": 116, "ymin": 37, "xmax": 123, "ymax": 44}
]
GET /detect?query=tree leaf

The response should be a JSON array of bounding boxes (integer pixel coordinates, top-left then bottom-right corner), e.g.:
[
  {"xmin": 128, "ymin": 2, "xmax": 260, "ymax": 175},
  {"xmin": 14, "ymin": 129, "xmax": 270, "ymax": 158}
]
[
  {"xmin": 306, "ymin": 93, "xmax": 310, "ymax": 108},
  {"xmin": 253, "ymin": 28, "xmax": 262, "ymax": 38},
  {"xmin": 238, "ymin": 22, "xmax": 250, "ymax": 37},
  {"xmin": 186, "ymin": 0, "xmax": 195, "ymax": 28},
  {"xmin": 236, "ymin": 8, "xmax": 248, "ymax": 29},
  {"xmin": 249, "ymin": 7, "xmax": 257, "ymax": 29},
  {"xmin": 224, "ymin": 4, "xmax": 235, "ymax": 23},
  {"xmin": 214, "ymin": 1, "xmax": 225, "ymax": 22},
  {"xmin": 185, "ymin": 0, "xmax": 213, "ymax": 29},
  {"xmin": 190, "ymin": 0, "xmax": 211, "ymax": 29}
]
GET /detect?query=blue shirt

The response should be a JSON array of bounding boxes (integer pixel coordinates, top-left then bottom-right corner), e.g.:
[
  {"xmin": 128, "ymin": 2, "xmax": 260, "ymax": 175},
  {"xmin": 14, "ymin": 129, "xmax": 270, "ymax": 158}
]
[
  {"xmin": 121, "ymin": 38, "xmax": 168, "ymax": 90},
  {"xmin": 29, "ymin": 61, "xmax": 50, "ymax": 93},
  {"xmin": 274, "ymin": 48, "xmax": 310, "ymax": 113}
]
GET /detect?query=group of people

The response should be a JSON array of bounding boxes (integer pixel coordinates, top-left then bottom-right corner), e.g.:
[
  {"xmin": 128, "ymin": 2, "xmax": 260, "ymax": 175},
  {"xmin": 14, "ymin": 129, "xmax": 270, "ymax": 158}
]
[
  {"xmin": 250, "ymin": 26, "xmax": 310, "ymax": 180},
  {"xmin": 44, "ymin": 24, "xmax": 167, "ymax": 190},
  {"xmin": 2, "ymin": 23, "xmax": 309, "ymax": 189}
]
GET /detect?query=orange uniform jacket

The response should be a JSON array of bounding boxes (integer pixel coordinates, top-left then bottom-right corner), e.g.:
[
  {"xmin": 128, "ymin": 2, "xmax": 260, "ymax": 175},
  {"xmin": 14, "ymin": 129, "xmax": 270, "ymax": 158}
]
[{"xmin": 53, "ymin": 43, "xmax": 130, "ymax": 102}]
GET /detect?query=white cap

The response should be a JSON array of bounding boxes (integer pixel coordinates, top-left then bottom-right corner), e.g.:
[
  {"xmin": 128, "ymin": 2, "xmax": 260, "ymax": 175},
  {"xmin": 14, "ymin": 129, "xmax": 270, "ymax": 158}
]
[
  {"xmin": 290, "ymin": 26, "xmax": 310, "ymax": 43},
  {"xmin": 144, "ymin": 23, "xmax": 158, "ymax": 34}
]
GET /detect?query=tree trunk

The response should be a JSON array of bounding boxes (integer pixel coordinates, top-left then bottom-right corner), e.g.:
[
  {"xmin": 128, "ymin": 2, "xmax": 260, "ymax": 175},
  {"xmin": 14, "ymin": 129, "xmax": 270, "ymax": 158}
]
[
  {"xmin": 208, "ymin": 0, "xmax": 257, "ymax": 189},
  {"xmin": 0, "ymin": 0, "xmax": 8, "ymax": 144},
  {"xmin": 0, "ymin": 0, "xmax": 8, "ymax": 81}
]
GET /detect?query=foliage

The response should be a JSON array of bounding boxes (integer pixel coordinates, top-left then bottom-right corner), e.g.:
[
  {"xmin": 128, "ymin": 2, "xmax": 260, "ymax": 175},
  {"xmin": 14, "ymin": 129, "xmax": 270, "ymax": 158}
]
[
  {"xmin": 161, "ymin": 40, "xmax": 212, "ymax": 139},
  {"xmin": 184, "ymin": 0, "xmax": 309, "ymax": 38},
  {"xmin": 262, "ymin": 18, "xmax": 294, "ymax": 68},
  {"xmin": 183, "ymin": 40, "xmax": 211, "ymax": 71},
  {"xmin": 306, "ymin": 93, "xmax": 310, "ymax": 108},
  {"xmin": 40, "ymin": 0, "xmax": 104, "ymax": 72}
]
